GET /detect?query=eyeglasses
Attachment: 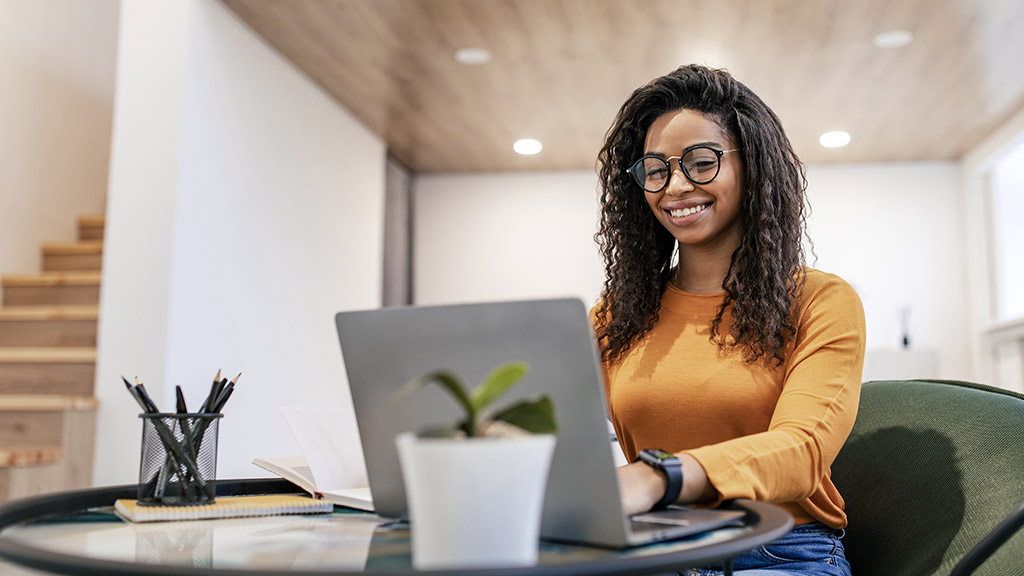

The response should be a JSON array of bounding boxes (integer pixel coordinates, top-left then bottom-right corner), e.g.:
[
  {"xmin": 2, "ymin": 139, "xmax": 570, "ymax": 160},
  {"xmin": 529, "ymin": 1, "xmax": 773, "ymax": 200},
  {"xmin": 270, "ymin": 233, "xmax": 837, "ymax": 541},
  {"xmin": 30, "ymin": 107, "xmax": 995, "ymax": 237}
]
[{"xmin": 626, "ymin": 146, "xmax": 741, "ymax": 193}]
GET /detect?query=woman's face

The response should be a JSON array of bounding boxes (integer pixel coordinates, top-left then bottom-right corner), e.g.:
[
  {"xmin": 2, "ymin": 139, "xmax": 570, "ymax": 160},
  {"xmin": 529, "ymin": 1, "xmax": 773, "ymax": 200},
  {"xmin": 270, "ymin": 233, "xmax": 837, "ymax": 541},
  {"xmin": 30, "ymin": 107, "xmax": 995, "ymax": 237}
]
[{"xmin": 640, "ymin": 109, "xmax": 744, "ymax": 252}]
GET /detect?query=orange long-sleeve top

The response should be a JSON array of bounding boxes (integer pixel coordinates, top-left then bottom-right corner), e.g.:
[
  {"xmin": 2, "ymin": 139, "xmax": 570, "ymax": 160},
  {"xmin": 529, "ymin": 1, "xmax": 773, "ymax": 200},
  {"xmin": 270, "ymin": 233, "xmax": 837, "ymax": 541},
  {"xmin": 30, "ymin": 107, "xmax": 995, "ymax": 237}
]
[{"xmin": 599, "ymin": 268, "xmax": 866, "ymax": 528}]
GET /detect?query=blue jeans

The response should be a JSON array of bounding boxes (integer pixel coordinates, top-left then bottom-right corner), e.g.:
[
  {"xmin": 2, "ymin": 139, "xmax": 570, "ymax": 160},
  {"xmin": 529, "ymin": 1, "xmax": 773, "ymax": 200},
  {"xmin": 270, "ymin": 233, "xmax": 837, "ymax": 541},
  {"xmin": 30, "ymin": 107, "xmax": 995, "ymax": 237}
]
[{"xmin": 685, "ymin": 522, "xmax": 851, "ymax": 576}]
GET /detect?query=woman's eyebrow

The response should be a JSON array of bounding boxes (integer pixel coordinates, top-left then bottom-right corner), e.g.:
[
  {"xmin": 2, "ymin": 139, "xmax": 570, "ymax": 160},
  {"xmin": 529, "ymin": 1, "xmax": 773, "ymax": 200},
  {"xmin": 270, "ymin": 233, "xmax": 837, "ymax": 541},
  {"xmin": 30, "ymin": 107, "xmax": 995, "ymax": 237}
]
[
  {"xmin": 644, "ymin": 141, "xmax": 726, "ymax": 156},
  {"xmin": 682, "ymin": 141, "xmax": 725, "ymax": 151}
]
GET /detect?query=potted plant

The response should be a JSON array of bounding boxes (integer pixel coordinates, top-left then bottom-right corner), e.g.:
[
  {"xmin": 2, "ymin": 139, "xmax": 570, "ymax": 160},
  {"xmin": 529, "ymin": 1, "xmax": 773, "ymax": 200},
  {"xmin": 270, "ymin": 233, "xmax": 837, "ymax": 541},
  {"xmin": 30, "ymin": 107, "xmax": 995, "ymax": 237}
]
[{"xmin": 393, "ymin": 361, "xmax": 558, "ymax": 569}]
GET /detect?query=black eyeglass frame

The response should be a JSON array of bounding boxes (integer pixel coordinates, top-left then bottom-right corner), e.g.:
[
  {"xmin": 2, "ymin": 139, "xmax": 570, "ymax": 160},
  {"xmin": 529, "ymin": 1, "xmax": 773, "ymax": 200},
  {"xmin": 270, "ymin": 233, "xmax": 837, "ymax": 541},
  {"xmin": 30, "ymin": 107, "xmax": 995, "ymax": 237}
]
[{"xmin": 626, "ymin": 146, "xmax": 742, "ymax": 193}]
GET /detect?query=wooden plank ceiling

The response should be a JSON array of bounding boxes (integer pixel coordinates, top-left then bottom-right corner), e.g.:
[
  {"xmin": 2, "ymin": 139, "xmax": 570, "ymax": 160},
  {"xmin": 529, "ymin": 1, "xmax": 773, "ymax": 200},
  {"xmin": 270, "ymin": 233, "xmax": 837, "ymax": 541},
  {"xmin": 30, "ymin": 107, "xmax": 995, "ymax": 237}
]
[{"xmin": 222, "ymin": 0, "xmax": 1024, "ymax": 173}]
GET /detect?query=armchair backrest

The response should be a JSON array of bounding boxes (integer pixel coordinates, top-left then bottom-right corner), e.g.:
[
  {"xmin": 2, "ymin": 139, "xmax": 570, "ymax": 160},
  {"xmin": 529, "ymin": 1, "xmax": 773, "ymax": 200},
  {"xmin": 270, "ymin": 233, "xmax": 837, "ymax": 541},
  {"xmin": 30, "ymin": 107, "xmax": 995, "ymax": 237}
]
[{"xmin": 832, "ymin": 379, "xmax": 1024, "ymax": 576}]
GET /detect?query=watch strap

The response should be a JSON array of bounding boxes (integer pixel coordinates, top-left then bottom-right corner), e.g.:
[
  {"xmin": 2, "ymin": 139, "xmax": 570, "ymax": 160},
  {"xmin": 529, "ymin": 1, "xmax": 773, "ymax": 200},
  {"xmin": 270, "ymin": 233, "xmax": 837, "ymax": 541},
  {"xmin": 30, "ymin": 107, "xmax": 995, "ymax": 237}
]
[{"xmin": 637, "ymin": 449, "xmax": 683, "ymax": 509}]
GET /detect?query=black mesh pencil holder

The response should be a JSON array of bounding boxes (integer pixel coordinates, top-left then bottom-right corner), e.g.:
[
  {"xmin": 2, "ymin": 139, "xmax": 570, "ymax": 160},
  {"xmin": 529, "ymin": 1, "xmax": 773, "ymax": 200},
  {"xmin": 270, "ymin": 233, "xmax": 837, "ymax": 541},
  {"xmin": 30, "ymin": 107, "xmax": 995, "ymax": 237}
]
[{"xmin": 138, "ymin": 413, "xmax": 222, "ymax": 506}]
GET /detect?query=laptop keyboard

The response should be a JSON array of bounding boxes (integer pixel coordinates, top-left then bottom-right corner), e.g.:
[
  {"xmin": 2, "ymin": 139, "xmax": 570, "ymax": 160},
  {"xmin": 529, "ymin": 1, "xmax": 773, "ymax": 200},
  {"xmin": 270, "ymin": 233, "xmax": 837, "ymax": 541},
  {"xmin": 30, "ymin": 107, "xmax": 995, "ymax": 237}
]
[
  {"xmin": 632, "ymin": 507, "xmax": 701, "ymax": 526},
  {"xmin": 630, "ymin": 518, "xmax": 682, "ymax": 535}
]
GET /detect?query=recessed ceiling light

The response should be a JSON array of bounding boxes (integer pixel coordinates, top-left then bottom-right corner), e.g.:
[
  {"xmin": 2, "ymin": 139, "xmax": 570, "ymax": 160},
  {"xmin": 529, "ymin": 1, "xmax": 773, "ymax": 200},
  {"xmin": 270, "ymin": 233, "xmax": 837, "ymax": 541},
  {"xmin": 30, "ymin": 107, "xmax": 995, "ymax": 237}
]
[
  {"xmin": 873, "ymin": 30, "xmax": 913, "ymax": 49},
  {"xmin": 819, "ymin": 131, "xmax": 851, "ymax": 148},
  {"xmin": 454, "ymin": 47, "xmax": 491, "ymax": 65},
  {"xmin": 513, "ymin": 139, "xmax": 543, "ymax": 155}
]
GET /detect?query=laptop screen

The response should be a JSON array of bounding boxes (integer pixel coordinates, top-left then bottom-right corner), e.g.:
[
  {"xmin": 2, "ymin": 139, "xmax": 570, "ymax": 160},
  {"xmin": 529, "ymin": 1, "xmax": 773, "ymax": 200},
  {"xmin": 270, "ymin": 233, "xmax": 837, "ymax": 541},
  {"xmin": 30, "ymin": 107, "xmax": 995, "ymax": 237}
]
[{"xmin": 336, "ymin": 298, "xmax": 631, "ymax": 545}]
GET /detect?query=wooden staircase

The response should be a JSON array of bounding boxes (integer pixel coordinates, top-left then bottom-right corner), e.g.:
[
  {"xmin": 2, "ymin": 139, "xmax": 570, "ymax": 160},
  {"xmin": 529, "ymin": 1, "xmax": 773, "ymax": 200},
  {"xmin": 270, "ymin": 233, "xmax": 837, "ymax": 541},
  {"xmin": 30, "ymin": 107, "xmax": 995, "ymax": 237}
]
[{"xmin": 0, "ymin": 216, "xmax": 102, "ymax": 502}]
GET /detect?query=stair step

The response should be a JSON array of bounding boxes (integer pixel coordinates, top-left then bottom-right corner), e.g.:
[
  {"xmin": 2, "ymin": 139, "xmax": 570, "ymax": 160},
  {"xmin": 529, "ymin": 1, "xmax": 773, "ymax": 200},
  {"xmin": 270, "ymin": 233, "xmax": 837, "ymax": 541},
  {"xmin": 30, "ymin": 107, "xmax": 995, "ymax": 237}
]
[
  {"xmin": 0, "ymin": 398, "xmax": 96, "ymax": 501},
  {"xmin": 0, "ymin": 412, "xmax": 63, "ymax": 449},
  {"xmin": 0, "ymin": 394, "xmax": 99, "ymax": 411},
  {"xmin": 0, "ymin": 447, "xmax": 63, "ymax": 507},
  {"xmin": 0, "ymin": 306, "xmax": 99, "ymax": 347},
  {"xmin": 1, "ymin": 272, "xmax": 101, "ymax": 306},
  {"xmin": 0, "ymin": 396, "xmax": 94, "ymax": 467},
  {"xmin": 0, "ymin": 447, "xmax": 61, "ymax": 467},
  {"xmin": 0, "ymin": 348, "xmax": 96, "ymax": 396},
  {"xmin": 77, "ymin": 215, "xmax": 105, "ymax": 241},
  {"xmin": 41, "ymin": 241, "xmax": 103, "ymax": 272}
]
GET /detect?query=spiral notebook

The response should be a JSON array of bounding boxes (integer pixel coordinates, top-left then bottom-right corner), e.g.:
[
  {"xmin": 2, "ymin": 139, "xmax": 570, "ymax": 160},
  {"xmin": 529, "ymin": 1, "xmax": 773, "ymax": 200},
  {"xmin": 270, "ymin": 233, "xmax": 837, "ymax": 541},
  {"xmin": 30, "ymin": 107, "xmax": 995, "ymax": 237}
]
[{"xmin": 114, "ymin": 494, "xmax": 334, "ymax": 523}]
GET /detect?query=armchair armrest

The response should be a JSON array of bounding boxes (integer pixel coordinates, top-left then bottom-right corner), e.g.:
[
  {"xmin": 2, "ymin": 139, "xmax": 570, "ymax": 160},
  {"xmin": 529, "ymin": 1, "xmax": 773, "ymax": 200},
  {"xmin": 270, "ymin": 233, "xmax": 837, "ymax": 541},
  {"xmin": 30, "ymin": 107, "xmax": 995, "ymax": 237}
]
[{"xmin": 950, "ymin": 500, "xmax": 1024, "ymax": 576}]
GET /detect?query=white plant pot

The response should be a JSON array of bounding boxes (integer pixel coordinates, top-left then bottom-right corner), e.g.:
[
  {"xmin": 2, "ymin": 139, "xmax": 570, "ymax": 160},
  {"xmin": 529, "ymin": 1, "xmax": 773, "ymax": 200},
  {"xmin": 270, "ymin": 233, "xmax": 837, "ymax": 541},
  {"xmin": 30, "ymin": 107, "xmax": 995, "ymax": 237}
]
[{"xmin": 395, "ymin": 432, "xmax": 557, "ymax": 570}]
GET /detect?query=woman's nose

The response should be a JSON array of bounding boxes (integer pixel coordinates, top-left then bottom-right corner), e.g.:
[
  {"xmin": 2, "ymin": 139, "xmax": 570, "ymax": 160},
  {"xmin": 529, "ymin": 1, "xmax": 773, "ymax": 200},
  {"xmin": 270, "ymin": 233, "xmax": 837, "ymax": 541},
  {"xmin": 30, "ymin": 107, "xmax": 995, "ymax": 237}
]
[{"xmin": 664, "ymin": 165, "xmax": 694, "ymax": 195}]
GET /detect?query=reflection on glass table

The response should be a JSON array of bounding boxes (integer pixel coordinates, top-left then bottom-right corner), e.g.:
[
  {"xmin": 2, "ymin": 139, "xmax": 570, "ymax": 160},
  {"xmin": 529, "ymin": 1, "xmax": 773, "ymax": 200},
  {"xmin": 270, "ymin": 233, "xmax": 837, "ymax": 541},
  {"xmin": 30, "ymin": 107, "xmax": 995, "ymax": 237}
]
[
  {"xmin": 7, "ymin": 512, "xmax": 384, "ymax": 571},
  {"xmin": 0, "ymin": 479, "xmax": 792, "ymax": 576}
]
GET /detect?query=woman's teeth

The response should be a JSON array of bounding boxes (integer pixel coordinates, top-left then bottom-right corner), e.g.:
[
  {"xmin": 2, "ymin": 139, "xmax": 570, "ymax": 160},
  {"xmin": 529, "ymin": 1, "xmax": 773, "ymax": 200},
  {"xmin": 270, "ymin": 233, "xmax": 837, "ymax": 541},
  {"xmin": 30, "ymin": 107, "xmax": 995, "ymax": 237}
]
[{"xmin": 669, "ymin": 204, "xmax": 709, "ymax": 218}]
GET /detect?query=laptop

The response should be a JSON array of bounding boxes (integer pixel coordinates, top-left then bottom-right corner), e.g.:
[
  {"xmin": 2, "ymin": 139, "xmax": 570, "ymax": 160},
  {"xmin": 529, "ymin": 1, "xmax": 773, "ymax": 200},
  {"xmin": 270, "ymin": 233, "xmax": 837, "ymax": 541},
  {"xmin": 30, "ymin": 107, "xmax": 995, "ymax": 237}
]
[{"xmin": 335, "ymin": 298, "xmax": 745, "ymax": 548}]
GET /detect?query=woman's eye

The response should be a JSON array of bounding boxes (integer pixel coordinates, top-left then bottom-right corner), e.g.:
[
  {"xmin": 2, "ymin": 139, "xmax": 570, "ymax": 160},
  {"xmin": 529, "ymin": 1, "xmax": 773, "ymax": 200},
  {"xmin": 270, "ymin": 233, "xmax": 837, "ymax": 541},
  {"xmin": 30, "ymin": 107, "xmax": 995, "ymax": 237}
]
[{"xmin": 688, "ymin": 160, "xmax": 716, "ymax": 172}]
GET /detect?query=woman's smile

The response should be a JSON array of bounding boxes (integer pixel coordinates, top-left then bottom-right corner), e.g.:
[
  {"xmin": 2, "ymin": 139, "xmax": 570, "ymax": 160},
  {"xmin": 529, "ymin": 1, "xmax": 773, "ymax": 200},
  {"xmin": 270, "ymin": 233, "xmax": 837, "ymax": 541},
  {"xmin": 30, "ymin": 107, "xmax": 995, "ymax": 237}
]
[{"xmin": 663, "ymin": 201, "xmax": 712, "ymax": 224}]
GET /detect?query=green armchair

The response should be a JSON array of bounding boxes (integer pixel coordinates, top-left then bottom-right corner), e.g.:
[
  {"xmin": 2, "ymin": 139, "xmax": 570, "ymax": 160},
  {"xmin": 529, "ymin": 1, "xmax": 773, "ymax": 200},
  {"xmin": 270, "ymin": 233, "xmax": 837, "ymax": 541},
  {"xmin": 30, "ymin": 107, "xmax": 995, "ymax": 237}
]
[{"xmin": 832, "ymin": 379, "xmax": 1024, "ymax": 576}]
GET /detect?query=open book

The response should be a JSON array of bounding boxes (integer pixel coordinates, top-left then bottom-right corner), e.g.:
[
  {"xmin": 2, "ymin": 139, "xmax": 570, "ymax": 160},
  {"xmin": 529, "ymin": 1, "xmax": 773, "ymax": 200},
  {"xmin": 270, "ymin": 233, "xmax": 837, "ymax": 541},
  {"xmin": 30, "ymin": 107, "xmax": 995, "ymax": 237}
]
[{"xmin": 253, "ymin": 407, "xmax": 374, "ymax": 512}]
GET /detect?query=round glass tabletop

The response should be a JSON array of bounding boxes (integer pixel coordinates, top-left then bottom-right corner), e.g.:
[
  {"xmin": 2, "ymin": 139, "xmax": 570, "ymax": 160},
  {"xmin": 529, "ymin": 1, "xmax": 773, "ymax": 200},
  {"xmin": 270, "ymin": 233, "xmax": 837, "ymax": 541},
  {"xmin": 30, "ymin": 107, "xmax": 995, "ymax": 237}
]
[{"xmin": 0, "ymin": 479, "xmax": 792, "ymax": 576}]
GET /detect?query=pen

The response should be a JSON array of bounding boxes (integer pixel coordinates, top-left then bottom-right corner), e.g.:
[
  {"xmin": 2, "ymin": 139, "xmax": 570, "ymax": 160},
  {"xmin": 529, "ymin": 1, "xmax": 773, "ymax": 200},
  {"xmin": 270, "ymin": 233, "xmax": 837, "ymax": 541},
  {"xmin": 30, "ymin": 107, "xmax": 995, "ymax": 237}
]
[
  {"xmin": 173, "ymin": 384, "xmax": 197, "ymax": 459},
  {"xmin": 175, "ymin": 385, "xmax": 188, "ymax": 414},
  {"xmin": 125, "ymin": 376, "xmax": 169, "ymax": 496}
]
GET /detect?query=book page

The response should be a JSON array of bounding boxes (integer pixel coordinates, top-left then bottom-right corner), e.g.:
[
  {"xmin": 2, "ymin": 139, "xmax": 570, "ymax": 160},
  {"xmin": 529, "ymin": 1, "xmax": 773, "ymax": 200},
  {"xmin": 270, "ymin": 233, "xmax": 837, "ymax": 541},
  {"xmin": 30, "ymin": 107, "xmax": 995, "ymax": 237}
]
[
  {"xmin": 320, "ymin": 486, "xmax": 374, "ymax": 512},
  {"xmin": 251, "ymin": 456, "xmax": 317, "ymax": 496},
  {"xmin": 281, "ymin": 407, "xmax": 369, "ymax": 491}
]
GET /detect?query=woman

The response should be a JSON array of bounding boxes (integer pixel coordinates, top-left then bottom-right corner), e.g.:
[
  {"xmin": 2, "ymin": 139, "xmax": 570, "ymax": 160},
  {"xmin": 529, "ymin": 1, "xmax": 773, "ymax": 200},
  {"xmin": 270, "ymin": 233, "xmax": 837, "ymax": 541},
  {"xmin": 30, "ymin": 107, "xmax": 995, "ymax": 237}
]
[{"xmin": 593, "ymin": 64, "xmax": 865, "ymax": 575}]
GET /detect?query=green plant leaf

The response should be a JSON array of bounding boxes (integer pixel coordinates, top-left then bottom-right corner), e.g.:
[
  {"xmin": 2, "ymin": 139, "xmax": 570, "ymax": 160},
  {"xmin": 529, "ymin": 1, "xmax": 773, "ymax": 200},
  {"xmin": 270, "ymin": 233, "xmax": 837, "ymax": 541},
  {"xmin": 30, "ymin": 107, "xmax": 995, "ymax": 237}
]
[
  {"xmin": 491, "ymin": 395, "xmax": 558, "ymax": 435},
  {"xmin": 394, "ymin": 362, "xmax": 556, "ymax": 438},
  {"xmin": 470, "ymin": 362, "xmax": 529, "ymax": 412},
  {"xmin": 392, "ymin": 369, "xmax": 476, "ymax": 435}
]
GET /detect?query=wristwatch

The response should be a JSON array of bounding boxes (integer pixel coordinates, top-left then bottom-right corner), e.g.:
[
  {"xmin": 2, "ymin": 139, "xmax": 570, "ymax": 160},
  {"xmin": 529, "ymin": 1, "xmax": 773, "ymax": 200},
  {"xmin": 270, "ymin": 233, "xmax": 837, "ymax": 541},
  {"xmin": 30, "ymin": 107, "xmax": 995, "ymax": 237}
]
[{"xmin": 636, "ymin": 449, "xmax": 683, "ymax": 509}]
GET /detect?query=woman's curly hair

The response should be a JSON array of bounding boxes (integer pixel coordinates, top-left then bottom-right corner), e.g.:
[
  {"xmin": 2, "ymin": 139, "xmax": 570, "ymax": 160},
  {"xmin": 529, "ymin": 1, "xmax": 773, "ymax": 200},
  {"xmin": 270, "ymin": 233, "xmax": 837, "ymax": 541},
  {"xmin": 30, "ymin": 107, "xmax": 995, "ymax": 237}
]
[{"xmin": 594, "ymin": 64, "xmax": 809, "ymax": 366}]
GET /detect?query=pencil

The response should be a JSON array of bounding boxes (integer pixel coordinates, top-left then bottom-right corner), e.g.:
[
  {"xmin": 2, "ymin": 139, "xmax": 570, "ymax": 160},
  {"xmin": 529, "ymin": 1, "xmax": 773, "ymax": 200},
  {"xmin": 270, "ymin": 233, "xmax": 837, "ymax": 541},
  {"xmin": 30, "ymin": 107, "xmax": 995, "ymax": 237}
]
[
  {"xmin": 201, "ymin": 370, "xmax": 223, "ymax": 414},
  {"xmin": 123, "ymin": 376, "xmax": 149, "ymax": 412},
  {"xmin": 134, "ymin": 377, "xmax": 160, "ymax": 413},
  {"xmin": 212, "ymin": 373, "xmax": 241, "ymax": 413}
]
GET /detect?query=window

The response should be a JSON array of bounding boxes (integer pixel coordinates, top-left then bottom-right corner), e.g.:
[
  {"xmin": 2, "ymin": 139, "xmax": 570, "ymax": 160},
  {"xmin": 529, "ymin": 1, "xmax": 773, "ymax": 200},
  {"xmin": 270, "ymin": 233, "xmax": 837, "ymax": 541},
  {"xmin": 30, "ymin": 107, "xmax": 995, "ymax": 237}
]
[{"xmin": 991, "ymin": 138, "xmax": 1024, "ymax": 321}]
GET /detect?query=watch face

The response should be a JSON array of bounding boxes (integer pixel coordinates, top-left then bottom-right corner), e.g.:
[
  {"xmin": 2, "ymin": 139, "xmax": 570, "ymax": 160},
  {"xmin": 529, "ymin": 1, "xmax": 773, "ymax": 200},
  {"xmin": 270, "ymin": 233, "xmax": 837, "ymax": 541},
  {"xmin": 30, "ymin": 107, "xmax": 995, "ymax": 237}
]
[
  {"xmin": 640, "ymin": 449, "xmax": 679, "ymax": 465},
  {"xmin": 648, "ymin": 449, "xmax": 675, "ymax": 461}
]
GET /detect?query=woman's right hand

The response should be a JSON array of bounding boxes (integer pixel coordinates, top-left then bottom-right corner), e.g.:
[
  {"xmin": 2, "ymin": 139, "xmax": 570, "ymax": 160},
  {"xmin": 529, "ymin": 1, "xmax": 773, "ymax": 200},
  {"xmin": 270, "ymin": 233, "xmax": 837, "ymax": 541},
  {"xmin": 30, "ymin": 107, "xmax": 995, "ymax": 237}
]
[
  {"xmin": 617, "ymin": 460, "xmax": 666, "ymax": 515},
  {"xmin": 617, "ymin": 453, "xmax": 715, "ymax": 515}
]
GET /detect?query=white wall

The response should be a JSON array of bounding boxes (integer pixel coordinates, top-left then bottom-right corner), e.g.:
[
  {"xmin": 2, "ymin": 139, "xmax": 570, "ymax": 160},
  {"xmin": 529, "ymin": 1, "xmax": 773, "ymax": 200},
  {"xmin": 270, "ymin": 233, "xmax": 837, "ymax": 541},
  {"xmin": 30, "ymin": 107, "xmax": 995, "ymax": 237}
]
[
  {"xmin": 804, "ymin": 162, "xmax": 968, "ymax": 380},
  {"xmin": 413, "ymin": 171, "xmax": 605, "ymax": 308},
  {"xmin": 95, "ymin": 0, "xmax": 385, "ymax": 485},
  {"xmin": 0, "ymin": 0, "xmax": 117, "ymax": 276},
  {"xmin": 413, "ymin": 162, "xmax": 970, "ymax": 380}
]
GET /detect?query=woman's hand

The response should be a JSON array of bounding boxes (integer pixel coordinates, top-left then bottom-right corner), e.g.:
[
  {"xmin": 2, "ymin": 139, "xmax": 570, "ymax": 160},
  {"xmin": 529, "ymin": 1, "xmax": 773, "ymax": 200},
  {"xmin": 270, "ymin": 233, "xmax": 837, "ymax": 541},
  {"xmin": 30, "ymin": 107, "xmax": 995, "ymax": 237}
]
[
  {"xmin": 617, "ymin": 461, "xmax": 666, "ymax": 515},
  {"xmin": 617, "ymin": 453, "xmax": 716, "ymax": 515}
]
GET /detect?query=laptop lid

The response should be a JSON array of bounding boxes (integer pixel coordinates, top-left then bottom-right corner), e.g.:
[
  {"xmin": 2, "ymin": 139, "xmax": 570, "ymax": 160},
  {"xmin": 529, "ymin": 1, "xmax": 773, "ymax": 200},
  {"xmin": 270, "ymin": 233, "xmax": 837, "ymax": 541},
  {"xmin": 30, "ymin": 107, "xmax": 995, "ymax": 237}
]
[{"xmin": 336, "ymin": 298, "xmax": 741, "ymax": 548}]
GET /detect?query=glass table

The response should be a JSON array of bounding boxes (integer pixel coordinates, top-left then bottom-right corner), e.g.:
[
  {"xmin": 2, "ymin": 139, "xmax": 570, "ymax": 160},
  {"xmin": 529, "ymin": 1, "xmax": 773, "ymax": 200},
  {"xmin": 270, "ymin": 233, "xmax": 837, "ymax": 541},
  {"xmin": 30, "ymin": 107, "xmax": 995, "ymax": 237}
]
[{"xmin": 0, "ymin": 479, "xmax": 792, "ymax": 576}]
